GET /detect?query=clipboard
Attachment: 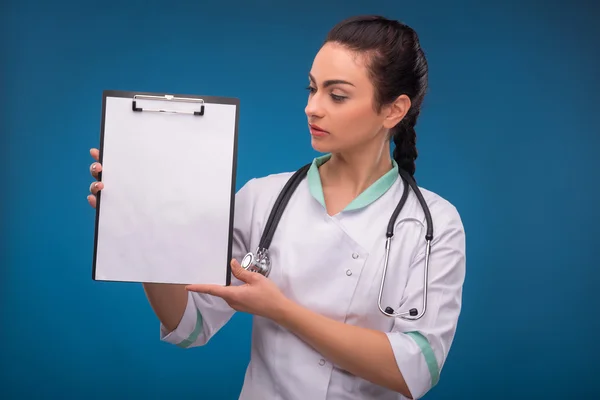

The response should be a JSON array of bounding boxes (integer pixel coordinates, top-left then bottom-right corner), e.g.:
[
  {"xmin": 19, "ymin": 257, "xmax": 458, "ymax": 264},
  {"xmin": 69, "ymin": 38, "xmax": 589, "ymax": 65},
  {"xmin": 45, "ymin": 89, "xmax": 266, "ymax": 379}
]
[{"xmin": 92, "ymin": 90, "xmax": 239, "ymax": 286}]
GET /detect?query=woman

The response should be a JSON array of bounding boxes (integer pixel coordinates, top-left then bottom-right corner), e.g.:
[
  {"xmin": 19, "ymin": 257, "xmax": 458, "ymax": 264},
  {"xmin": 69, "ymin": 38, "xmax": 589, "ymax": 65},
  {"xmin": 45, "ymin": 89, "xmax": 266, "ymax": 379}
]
[{"xmin": 87, "ymin": 15, "xmax": 466, "ymax": 400}]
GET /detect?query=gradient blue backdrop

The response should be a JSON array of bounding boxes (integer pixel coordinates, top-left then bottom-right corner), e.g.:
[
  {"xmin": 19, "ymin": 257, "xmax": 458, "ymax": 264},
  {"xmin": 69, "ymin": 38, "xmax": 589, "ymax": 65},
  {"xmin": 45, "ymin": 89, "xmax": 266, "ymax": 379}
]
[{"xmin": 2, "ymin": 0, "xmax": 598, "ymax": 398}]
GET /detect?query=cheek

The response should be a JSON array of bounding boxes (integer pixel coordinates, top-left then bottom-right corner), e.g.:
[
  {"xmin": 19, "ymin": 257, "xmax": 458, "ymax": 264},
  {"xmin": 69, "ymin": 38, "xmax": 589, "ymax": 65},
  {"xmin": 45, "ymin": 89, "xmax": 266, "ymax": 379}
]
[{"xmin": 335, "ymin": 102, "xmax": 379, "ymax": 138}]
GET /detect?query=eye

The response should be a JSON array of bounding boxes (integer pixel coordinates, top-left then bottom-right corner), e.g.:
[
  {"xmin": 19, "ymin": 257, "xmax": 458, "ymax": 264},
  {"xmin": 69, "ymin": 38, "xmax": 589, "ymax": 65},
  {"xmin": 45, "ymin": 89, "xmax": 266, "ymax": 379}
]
[
  {"xmin": 306, "ymin": 86, "xmax": 347, "ymax": 103},
  {"xmin": 330, "ymin": 94, "xmax": 346, "ymax": 103}
]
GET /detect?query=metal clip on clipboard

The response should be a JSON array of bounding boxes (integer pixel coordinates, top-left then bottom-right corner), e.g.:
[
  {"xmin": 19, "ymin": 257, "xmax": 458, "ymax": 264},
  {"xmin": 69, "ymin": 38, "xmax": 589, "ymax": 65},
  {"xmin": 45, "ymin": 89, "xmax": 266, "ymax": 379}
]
[{"xmin": 132, "ymin": 94, "xmax": 205, "ymax": 116}]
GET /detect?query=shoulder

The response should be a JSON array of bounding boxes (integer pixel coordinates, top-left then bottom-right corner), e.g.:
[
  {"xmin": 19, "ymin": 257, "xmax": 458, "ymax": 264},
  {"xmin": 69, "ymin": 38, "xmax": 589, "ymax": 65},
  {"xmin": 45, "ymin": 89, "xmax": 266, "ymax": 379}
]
[
  {"xmin": 236, "ymin": 171, "xmax": 295, "ymax": 199},
  {"xmin": 234, "ymin": 170, "xmax": 297, "ymax": 213},
  {"xmin": 240, "ymin": 171, "xmax": 295, "ymax": 194},
  {"xmin": 410, "ymin": 183, "xmax": 465, "ymax": 241},
  {"xmin": 230, "ymin": 171, "xmax": 297, "ymax": 251},
  {"xmin": 419, "ymin": 186, "xmax": 461, "ymax": 221}
]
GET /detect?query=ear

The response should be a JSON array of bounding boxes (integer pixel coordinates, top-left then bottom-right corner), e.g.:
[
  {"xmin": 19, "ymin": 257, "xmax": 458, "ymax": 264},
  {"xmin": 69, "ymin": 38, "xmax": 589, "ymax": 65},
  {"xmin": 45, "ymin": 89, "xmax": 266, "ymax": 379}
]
[{"xmin": 382, "ymin": 94, "xmax": 411, "ymax": 129}]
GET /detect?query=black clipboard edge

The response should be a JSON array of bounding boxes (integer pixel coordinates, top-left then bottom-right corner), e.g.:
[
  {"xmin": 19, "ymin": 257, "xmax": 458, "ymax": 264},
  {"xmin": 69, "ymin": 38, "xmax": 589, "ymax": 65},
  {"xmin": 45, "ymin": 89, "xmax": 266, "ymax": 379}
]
[{"xmin": 91, "ymin": 89, "xmax": 240, "ymax": 287}]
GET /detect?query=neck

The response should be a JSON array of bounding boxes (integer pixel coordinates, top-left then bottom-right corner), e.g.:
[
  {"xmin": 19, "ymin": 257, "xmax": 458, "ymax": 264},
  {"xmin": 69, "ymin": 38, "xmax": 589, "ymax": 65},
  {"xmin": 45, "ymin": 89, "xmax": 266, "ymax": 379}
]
[{"xmin": 319, "ymin": 141, "xmax": 393, "ymax": 197}]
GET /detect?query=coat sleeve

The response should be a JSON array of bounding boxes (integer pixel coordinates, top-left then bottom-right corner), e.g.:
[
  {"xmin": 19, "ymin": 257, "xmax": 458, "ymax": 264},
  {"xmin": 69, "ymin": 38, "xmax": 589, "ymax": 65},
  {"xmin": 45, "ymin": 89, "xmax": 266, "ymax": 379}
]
[
  {"xmin": 385, "ymin": 201, "xmax": 466, "ymax": 399},
  {"xmin": 159, "ymin": 178, "xmax": 258, "ymax": 348}
]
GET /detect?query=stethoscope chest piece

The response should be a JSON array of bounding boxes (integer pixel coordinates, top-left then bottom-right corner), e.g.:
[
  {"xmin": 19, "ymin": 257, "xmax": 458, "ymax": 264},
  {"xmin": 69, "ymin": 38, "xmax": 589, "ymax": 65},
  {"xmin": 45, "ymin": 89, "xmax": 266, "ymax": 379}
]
[{"xmin": 241, "ymin": 248, "xmax": 272, "ymax": 277}]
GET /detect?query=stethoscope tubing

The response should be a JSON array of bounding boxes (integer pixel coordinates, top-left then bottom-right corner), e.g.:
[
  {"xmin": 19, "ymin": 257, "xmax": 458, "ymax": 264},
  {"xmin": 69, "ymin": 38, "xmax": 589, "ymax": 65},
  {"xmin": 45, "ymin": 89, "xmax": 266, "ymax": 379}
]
[{"xmin": 242, "ymin": 163, "xmax": 434, "ymax": 321}]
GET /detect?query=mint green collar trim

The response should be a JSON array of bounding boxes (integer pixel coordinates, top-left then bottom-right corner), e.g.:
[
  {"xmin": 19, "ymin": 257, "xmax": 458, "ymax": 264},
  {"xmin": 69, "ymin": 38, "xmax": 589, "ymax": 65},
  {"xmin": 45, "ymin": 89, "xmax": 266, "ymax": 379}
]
[{"xmin": 307, "ymin": 153, "xmax": 399, "ymax": 212}]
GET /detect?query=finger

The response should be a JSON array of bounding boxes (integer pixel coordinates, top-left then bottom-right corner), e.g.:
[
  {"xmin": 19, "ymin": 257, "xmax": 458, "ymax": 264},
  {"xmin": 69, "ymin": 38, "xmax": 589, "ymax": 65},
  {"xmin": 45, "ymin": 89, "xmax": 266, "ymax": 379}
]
[
  {"xmin": 90, "ymin": 148, "xmax": 100, "ymax": 162},
  {"xmin": 90, "ymin": 162, "xmax": 103, "ymax": 179},
  {"xmin": 89, "ymin": 181, "xmax": 104, "ymax": 195},
  {"xmin": 87, "ymin": 194, "xmax": 97, "ymax": 208},
  {"xmin": 230, "ymin": 258, "xmax": 257, "ymax": 283},
  {"xmin": 185, "ymin": 283, "xmax": 231, "ymax": 298}
]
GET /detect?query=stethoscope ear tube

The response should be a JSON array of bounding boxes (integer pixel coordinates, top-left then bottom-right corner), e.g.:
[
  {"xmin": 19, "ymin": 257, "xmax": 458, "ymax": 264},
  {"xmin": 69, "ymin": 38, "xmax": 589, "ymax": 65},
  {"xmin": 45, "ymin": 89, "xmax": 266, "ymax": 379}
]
[
  {"xmin": 386, "ymin": 171, "xmax": 411, "ymax": 237},
  {"xmin": 258, "ymin": 163, "xmax": 311, "ymax": 250},
  {"xmin": 398, "ymin": 169, "xmax": 433, "ymax": 240},
  {"xmin": 242, "ymin": 163, "xmax": 311, "ymax": 277}
]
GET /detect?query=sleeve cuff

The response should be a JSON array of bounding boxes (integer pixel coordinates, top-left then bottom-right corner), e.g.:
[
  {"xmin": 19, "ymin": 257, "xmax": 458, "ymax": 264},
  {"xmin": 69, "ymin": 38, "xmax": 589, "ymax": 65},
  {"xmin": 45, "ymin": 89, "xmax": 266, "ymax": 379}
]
[
  {"xmin": 160, "ymin": 291, "xmax": 204, "ymax": 348},
  {"xmin": 386, "ymin": 331, "xmax": 440, "ymax": 399}
]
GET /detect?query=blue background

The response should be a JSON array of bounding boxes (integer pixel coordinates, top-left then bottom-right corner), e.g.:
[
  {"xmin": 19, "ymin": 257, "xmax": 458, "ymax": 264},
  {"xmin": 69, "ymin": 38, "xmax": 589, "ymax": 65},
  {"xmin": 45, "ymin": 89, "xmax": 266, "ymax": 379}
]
[{"xmin": 2, "ymin": 0, "xmax": 599, "ymax": 398}]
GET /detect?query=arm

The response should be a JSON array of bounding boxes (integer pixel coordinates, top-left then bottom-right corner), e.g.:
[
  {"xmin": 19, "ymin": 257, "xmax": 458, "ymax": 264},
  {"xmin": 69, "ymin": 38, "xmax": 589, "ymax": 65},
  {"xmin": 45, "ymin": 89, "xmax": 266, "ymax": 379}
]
[
  {"xmin": 275, "ymin": 300, "xmax": 411, "ymax": 396},
  {"xmin": 87, "ymin": 150, "xmax": 194, "ymax": 336},
  {"xmin": 87, "ymin": 148, "xmax": 256, "ymax": 346},
  {"xmin": 143, "ymin": 283, "xmax": 188, "ymax": 332},
  {"xmin": 275, "ymin": 204, "xmax": 466, "ymax": 399},
  {"xmin": 158, "ymin": 179, "xmax": 258, "ymax": 347}
]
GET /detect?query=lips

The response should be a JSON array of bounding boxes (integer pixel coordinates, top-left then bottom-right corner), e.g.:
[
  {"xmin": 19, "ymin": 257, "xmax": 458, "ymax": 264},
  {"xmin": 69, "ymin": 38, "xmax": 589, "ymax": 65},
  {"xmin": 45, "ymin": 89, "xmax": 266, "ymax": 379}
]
[{"xmin": 309, "ymin": 123, "xmax": 329, "ymax": 135}]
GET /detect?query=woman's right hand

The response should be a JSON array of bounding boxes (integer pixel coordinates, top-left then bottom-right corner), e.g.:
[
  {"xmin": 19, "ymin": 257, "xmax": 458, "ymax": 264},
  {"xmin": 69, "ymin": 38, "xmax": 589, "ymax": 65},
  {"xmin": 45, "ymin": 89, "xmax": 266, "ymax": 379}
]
[{"xmin": 87, "ymin": 148, "xmax": 104, "ymax": 209}]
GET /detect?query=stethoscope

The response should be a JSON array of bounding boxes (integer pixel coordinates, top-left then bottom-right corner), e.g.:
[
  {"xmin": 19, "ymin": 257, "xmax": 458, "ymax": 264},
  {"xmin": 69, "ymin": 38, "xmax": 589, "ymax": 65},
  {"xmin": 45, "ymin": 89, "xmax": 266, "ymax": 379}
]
[{"xmin": 240, "ymin": 162, "xmax": 433, "ymax": 321}]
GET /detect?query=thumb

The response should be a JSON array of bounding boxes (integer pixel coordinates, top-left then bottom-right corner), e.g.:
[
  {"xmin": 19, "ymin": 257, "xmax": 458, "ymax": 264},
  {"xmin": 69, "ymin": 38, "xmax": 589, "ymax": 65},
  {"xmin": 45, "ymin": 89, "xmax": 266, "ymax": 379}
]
[{"xmin": 230, "ymin": 258, "xmax": 257, "ymax": 283}]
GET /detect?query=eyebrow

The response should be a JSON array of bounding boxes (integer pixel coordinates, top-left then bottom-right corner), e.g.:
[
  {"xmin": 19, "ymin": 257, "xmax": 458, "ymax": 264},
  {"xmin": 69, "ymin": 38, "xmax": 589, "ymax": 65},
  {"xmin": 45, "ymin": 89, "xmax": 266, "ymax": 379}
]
[{"xmin": 309, "ymin": 73, "xmax": 355, "ymax": 88}]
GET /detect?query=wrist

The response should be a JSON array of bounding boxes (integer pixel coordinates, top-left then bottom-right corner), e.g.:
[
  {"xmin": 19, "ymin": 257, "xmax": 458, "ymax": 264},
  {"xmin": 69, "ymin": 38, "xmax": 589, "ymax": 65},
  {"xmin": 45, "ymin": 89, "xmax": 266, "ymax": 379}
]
[{"xmin": 270, "ymin": 295, "xmax": 296, "ymax": 325}]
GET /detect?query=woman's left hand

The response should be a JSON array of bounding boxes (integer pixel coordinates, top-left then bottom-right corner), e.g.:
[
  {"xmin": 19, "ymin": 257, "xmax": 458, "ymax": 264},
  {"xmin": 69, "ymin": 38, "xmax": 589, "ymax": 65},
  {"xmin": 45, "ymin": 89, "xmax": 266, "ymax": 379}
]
[{"xmin": 185, "ymin": 259, "xmax": 289, "ymax": 321}]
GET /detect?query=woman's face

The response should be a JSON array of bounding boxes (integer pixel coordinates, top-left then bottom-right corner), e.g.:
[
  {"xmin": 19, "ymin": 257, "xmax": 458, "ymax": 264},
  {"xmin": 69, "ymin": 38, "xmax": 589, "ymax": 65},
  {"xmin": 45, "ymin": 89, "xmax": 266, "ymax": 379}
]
[{"xmin": 305, "ymin": 41, "xmax": 405, "ymax": 155}]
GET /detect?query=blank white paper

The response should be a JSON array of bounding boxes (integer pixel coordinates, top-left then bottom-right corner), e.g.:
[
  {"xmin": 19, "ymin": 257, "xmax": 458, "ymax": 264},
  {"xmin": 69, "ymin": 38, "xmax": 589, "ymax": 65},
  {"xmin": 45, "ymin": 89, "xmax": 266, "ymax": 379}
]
[{"xmin": 93, "ymin": 95, "xmax": 237, "ymax": 285}]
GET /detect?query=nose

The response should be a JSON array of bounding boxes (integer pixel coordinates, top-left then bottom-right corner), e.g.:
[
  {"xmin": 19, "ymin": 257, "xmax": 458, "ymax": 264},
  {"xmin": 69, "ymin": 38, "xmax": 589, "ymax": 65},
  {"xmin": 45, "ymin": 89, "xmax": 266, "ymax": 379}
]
[{"xmin": 305, "ymin": 92, "xmax": 325, "ymax": 119}]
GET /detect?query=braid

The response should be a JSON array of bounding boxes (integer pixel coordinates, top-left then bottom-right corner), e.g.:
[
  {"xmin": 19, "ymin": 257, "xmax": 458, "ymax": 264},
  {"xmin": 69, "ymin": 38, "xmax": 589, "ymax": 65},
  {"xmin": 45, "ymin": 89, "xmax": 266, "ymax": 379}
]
[{"xmin": 392, "ymin": 111, "xmax": 419, "ymax": 177}]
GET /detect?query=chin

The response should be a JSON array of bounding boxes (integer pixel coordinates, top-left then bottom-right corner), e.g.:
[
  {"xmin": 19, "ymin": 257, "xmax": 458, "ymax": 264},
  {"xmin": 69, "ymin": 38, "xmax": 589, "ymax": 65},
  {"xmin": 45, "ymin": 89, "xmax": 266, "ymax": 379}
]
[{"xmin": 310, "ymin": 138, "xmax": 334, "ymax": 154}]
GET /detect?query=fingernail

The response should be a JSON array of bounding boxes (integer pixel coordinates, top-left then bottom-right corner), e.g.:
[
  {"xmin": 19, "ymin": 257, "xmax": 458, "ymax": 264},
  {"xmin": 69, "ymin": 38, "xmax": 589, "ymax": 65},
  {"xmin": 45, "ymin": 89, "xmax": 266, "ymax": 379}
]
[
  {"xmin": 94, "ymin": 183, "xmax": 99, "ymax": 188},
  {"xmin": 92, "ymin": 164, "xmax": 96, "ymax": 171}
]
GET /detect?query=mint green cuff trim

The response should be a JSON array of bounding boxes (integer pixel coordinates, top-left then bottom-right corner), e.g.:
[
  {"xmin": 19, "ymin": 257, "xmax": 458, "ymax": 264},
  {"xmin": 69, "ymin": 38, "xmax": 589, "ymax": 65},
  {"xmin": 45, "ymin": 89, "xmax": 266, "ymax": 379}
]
[
  {"xmin": 176, "ymin": 309, "xmax": 203, "ymax": 348},
  {"xmin": 405, "ymin": 331, "xmax": 440, "ymax": 386}
]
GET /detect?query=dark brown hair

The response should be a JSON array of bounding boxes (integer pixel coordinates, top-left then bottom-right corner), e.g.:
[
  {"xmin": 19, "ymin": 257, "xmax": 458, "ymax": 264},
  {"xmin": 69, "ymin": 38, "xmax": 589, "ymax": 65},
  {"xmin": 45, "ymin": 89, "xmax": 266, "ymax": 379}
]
[{"xmin": 325, "ymin": 15, "xmax": 428, "ymax": 177}]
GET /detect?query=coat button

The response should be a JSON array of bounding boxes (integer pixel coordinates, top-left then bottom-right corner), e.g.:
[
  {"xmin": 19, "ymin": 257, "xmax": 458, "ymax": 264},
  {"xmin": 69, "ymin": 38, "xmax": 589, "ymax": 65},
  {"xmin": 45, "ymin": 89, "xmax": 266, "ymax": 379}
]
[
  {"xmin": 346, "ymin": 269, "xmax": 352, "ymax": 276},
  {"xmin": 319, "ymin": 359, "xmax": 326, "ymax": 366},
  {"xmin": 352, "ymin": 253, "xmax": 359, "ymax": 259}
]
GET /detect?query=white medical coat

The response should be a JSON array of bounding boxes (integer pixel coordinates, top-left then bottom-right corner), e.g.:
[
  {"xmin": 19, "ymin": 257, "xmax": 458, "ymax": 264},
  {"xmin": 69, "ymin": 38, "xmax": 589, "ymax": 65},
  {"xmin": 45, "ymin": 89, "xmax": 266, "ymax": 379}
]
[{"xmin": 161, "ymin": 155, "xmax": 466, "ymax": 399}]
